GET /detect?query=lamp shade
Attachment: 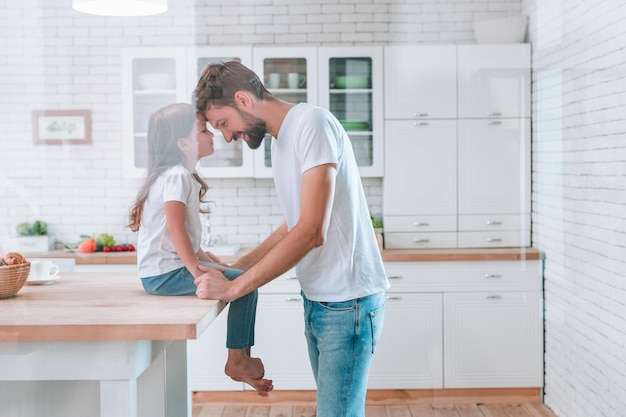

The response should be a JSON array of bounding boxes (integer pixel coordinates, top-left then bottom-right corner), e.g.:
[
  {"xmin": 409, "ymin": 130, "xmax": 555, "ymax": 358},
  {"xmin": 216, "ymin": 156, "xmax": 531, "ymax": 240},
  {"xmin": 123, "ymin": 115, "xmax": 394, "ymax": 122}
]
[{"xmin": 72, "ymin": 0, "xmax": 168, "ymax": 16}]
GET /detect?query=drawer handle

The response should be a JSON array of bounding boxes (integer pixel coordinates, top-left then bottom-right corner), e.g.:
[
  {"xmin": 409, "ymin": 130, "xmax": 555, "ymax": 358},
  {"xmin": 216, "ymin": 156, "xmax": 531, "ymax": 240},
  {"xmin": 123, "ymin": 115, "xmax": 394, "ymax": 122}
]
[
  {"xmin": 386, "ymin": 296, "xmax": 402, "ymax": 301},
  {"xmin": 486, "ymin": 238, "xmax": 503, "ymax": 242},
  {"xmin": 488, "ymin": 121, "xmax": 502, "ymax": 126},
  {"xmin": 413, "ymin": 113, "xmax": 429, "ymax": 117},
  {"xmin": 413, "ymin": 122, "xmax": 429, "ymax": 126},
  {"xmin": 413, "ymin": 239, "xmax": 430, "ymax": 243},
  {"xmin": 413, "ymin": 222, "xmax": 430, "ymax": 227},
  {"xmin": 486, "ymin": 295, "xmax": 502, "ymax": 299},
  {"xmin": 285, "ymin": 297, "xmax": 302, "ymax": 302},
  {"xmin": 486, "ymin": 112, "xmax": 502, "ymax": 116},
  {"xmin": 387, "ymin": 275, "xmax": 403, "ymax": 280},
  {"xmin": 485, "ymin": 220, "xmax": 502, "ymax": 226},
  {"xmin": 285, "ymin": 276, "xmax": 298, "ymax": 280},
  {"xmin": 484, "ymin": 274, "xmax": 501, "ymax": 279}
]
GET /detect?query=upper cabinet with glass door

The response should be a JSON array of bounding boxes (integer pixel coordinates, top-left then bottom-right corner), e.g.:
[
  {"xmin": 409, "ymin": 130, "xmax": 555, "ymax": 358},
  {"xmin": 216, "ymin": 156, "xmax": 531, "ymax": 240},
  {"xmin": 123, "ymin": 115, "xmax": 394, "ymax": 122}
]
[
  {"xmin": 318, "ymin": 47, "xmax": 384, "ymax": 177},
  {"xmin": 189, "ymin": 47, "xmax": 255, "ymax": 178},
  {"xmin": 122, "ymin": 48, "xmax": 189, "ymax": 178},
  {"xmin": 252, "ymin": 47, "xmax": 318, "ymax": 178}
]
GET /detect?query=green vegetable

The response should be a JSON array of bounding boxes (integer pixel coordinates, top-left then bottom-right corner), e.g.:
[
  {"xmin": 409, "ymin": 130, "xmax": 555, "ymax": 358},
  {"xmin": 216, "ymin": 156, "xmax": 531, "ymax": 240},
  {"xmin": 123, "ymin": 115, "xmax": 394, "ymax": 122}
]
[
  {"xmin": 370, "ymin": 215, "xmax": 383, "ymax": 229},
  {"xmin": 16, "ymin": 220, "xmax": 48, "ymax": 236},
  {"xmin": 93, "ymin": 233, "xmax": 116, "ymax": 248},
  {"xmin": 32, "ymin": 220, "xmax": 48, "ymax": 236}
]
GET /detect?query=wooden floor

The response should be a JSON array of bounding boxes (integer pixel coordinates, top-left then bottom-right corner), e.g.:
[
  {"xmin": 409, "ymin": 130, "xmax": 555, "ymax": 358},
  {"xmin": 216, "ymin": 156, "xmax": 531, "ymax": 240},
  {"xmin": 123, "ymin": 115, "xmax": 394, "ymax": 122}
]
[{"xmin": 192, "ymin": 390, "xmax": 558, "ymax": 417}]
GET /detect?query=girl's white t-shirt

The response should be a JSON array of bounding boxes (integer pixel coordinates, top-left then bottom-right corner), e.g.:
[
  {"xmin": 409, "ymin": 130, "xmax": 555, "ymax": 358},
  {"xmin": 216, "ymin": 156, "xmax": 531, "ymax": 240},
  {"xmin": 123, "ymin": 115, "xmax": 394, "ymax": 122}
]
[
  {"xmin": 136, "ymin": 164, "xmax": 202, "ymax": 278},
  {"xmin": 272, "ymin": 103, "xmax": 389, "ymax": 301}
]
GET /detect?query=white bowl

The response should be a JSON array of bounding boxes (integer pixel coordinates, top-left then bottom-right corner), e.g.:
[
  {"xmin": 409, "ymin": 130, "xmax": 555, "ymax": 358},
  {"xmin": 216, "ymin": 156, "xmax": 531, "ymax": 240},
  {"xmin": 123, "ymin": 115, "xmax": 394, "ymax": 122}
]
[
  {"xmin": 137, "ymin": 73, "xmax": 175, "ymax": 90},
  {"xmin": 474, "ymin": 15, "xmax": 528, "ymax": 44}
]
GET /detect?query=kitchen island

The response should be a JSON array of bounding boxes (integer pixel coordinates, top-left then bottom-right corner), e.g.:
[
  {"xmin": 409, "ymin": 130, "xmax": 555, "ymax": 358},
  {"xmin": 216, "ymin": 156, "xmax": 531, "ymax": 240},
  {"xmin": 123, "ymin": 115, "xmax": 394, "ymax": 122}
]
[{"xmin": 0, "ymin": 272, "xmax": 225, "ymax": 417}]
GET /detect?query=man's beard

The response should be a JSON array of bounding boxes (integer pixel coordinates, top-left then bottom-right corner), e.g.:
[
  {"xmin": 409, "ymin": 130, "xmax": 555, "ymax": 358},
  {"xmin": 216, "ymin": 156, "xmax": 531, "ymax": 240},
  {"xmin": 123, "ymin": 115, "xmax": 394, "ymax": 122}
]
[{"xmin": 236, "ymin": 108, "xmax": 267, "ymax": 150}]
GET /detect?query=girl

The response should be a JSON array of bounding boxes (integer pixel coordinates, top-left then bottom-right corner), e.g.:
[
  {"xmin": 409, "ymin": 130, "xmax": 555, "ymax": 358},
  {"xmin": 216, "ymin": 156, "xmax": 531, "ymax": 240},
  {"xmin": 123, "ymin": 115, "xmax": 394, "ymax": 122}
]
[{"xmin": 127, "ymin": 103, "xmax": 272, "ymax": 392}]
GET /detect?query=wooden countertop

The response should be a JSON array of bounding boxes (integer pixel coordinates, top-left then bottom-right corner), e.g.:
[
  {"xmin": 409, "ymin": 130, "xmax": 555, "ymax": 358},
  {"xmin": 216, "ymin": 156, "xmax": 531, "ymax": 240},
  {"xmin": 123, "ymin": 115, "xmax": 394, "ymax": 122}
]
[
  {"xmin": 26, "ymin": 247, "xmax": 541, "ymax": 265},
  {"xmin": 0, "ymin": 272, "xmax": 225, "ymax": 342}
]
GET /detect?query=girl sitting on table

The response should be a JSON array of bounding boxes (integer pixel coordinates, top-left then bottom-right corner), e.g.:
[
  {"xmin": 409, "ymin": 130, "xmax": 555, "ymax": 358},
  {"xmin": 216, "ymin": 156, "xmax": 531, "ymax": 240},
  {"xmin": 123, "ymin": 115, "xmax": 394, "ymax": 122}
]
[{"xmin": 126, "ymin": 102, "xmax": 272, "ymax": 392}]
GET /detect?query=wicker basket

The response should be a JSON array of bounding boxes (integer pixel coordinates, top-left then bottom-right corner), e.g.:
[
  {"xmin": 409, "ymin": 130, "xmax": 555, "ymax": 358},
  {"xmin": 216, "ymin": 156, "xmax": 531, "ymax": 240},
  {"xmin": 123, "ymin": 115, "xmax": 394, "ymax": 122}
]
[{"xmin": 0, "ymin": 262, "xmax": 31, "ymax": 299}]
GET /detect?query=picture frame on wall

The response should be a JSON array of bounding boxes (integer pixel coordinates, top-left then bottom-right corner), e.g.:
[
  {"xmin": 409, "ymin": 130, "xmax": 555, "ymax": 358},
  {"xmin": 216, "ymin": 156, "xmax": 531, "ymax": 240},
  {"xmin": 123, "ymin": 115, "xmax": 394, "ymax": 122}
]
[{"xmin": 32, "ymin": 110, "xmax": 92, "ymax": 145}]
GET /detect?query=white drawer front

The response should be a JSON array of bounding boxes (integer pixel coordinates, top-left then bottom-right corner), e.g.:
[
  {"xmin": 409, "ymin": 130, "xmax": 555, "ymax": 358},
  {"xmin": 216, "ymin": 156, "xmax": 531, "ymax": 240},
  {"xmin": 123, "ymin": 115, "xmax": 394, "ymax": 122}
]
[
  {"xmin": 457, "ymin": 231, "xmax": 529, "ymax": 248},
  {"xmin": 384, "ymin": 215, "xmax": 456, "ymax": 232},
  {"xmin": 458, "ymin": 214, "xmax": 530, "ymax": 231},
  {"xmin": 258, "ymin": 268, "xmax": 300, "ymax": 294},
  {"xmin": 384, "ymin": 232, "xmax": 457, "ymax": 249},
  {"xmin": 384, "ymin": 260, "xmax": 542, "ymax": 292}
]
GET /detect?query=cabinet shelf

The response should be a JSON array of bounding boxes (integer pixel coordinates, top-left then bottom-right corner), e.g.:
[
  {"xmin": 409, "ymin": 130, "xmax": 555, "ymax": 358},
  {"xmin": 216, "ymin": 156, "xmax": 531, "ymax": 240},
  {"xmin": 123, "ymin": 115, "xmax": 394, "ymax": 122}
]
[{"xmin": 132, "ymin": 89, "xmax": 177, "ymax": 95}]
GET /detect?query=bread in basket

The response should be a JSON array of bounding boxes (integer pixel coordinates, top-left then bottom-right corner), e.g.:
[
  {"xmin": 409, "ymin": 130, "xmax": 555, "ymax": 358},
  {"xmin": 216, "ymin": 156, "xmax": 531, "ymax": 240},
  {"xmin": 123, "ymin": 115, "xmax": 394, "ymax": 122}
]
[{"xmin": 0, "ymin": 252, "xmax": 31, "ymax": 299}]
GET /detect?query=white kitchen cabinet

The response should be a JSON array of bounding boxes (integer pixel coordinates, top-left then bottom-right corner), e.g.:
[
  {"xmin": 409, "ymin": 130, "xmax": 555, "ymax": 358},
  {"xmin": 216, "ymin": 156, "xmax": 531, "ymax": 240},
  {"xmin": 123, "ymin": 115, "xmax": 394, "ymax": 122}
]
[
  {"xmin": 251, "ymin": 47, "xmax": 319, "ymax": 178},
  {"xmin": 318, "ymin": 46, "xmax": 384, "ymax": 177},
  {"xmin": 383, "ymin": 119, "xmax": 457, "ymax": 249},
  {"xmin": 457, "ymin": 118, "xmax": 531, "ymax": 248},
  {"xmin": 383, "ymin": 44, "xmax": 531, "ymax": 249},
  {"xmin": 122, "ymin": 47, "xmax": 255, "ymax": 179},
  {"xmin": 368, "ymin": 293, "xmax": 443, "ymax": 389},
  {"xmin": 443, "ymin": 291, "xmax": 544, "ymax": 388},
  {"xmin": 382, "ymin": 258, "xmax": 543, "ymax": 389},
  {"xmin": 384, "ymin": 45, "xmax": 457, "ymax": 120},
  {"xmin": 457, "ymin": 44, "xmax": 531, "ymax": 119},
  {"xmin": 122, "ymin": 48, "xmax": 189, "ymax": 178}
]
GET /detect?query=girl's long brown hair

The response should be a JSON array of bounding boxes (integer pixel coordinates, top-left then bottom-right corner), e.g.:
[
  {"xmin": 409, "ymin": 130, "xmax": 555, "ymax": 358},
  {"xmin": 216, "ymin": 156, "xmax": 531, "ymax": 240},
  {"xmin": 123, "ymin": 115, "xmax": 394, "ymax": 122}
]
[{"xmin": 126, "ymin": 103, "xmax": 209, "ymax": 232}]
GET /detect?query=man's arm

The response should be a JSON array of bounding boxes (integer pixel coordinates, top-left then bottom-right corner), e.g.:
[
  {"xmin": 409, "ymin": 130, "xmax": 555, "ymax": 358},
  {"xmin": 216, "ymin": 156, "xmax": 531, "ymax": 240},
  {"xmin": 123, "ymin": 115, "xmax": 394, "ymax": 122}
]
[{"xmin": 195, "ymin": 163, "xmax": 337, "ymax": 301}]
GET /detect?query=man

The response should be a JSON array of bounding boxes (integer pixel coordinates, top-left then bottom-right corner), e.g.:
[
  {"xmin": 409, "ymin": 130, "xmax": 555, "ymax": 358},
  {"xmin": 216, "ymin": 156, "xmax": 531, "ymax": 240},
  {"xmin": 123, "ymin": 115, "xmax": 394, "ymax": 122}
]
[{"xmin": 193, "ymin": 61, "xmax": 389, "ymax": 417}]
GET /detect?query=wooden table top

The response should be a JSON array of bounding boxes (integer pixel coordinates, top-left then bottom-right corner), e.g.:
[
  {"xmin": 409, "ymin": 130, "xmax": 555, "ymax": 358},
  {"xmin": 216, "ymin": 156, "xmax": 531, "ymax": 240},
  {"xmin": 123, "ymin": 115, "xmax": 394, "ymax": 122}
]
[{"xmin": 0, "ymin": 272, "xmax": 225, "ymax": 342}]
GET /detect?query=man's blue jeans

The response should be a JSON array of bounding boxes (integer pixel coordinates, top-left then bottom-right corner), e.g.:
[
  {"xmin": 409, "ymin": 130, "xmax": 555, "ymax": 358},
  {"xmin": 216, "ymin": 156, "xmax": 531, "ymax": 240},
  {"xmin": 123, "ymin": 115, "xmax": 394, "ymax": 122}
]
[
  {"xmin": 302, "ymin": 290, "xmax": 386, "ymax": 417},
  {"xmin": 141, "ymin": 262, "xmax": 256, "ymax": 350}
]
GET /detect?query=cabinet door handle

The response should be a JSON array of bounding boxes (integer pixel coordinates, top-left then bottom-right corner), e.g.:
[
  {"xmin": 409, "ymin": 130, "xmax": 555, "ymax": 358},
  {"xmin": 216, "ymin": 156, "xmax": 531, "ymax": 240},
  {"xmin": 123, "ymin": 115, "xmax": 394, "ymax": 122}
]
[
  {"xmin": 285, "ymin": 276, "xmax": 298, "ymax": 280},
  {"xmin": 485, "ymin": 220, "xmax": 502, "ymax": 226},
  {"xmin": 488, "ymin": 121, "xmax": 502, "ymax": 126},
  {"xmin": 285, "ymin": 297, "xmax": 302, "ymax": 302},
  {"xmin": 387, "ymin": 275, "xmax": 403, "ymax": 280},
  {"xmin": 413, "ymin": 122, "xmax": 429, "ymax": 126},
  {"xmin": 413, "ymin": 239, "xmax": 430, "ymax": 243},
  {"xmin": 412, "ymin": 113, "xmax": 429, "ymax": 117},
  {"xmin": 484, "ymin": 274, "xmax": 501, "ymax": 279},
  {"xmin": 486, "ymin": 238, "xmax": 503, "ymax": 242},
  {"xmin": 413, "ymin": 222, "xmax": 430, "ymax": 227},
  {"xmin": 386, "ymin": 296, "xmax": 403, "ymax": 301},
  {"xmin": 486, "ymin": 112, "xmax": 502, "ymax": 116},
  {"xmin": 486, "ymin": 295, "xmax": 502, "ymax": 299}
]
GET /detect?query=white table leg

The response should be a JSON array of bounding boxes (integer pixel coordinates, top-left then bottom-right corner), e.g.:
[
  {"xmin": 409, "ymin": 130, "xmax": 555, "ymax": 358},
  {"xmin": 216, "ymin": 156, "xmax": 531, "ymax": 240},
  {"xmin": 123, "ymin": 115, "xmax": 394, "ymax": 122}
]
[
  {"xmin": 165, "ymin": 340, "xmax": 190, "ymax": 417},
  {"xmin": 100, "ymin": 380, "xmax": 138, "ymax": 417}
]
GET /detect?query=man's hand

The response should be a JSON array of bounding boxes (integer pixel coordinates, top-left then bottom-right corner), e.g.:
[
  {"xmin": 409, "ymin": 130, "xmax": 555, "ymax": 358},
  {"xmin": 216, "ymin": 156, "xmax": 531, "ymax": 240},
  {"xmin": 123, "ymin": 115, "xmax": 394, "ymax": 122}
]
[{"xmin": 194, "ymin": 265, "xmax": 236, "ymax": 301}]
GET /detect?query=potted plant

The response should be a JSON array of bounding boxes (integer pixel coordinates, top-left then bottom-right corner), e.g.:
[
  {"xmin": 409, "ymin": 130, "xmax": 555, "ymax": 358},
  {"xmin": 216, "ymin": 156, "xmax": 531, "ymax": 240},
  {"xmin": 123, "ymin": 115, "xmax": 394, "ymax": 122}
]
[{"xmin": 3, "ymin": 220, "xmax": 51, "ymax": 252}]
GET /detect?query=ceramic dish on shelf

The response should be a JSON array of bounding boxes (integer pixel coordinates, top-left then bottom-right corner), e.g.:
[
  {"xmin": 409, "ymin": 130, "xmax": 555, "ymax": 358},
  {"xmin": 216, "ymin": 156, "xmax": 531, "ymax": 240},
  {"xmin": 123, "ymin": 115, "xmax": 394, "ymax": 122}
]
[
  {"xmin": 339, "ymin": 120, "xmax": 370, "ymax": 131},
  {"xmin": 137, "ymin": 73, "xmax": 175, "ymax": 90},
  {"xmin": 26, "ymin": 275, "xmax": 62, "ymax": 286},
  {"xmin": 332, "ymin": 75, "xmax": 370, "ymax": 89}
]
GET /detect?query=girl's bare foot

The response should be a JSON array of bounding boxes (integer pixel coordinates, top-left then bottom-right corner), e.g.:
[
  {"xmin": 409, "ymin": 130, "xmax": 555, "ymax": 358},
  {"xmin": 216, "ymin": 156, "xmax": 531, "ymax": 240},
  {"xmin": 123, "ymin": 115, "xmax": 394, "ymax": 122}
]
[{"xmin": 225, "ymin": 355, "xmax": 274, "ymax": 392}]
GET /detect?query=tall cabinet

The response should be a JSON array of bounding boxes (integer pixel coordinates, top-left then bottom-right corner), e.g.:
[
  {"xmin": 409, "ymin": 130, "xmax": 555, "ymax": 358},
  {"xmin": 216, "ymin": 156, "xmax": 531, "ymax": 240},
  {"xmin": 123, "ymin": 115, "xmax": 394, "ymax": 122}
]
[{"xmin": 383, "ymin": 44, "xmax": 531, "ymax": 249}]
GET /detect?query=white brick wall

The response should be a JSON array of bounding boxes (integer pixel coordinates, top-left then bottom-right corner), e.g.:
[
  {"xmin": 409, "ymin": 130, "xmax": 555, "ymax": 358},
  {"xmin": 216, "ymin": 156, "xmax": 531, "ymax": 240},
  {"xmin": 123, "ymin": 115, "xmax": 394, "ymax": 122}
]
[
  {"xmin": 523, "ymin": 1, "xmax": 626, "ymax": 416},
  {"xmin": 0, "ymin": 0, "xmax": 520, "ymax": 248}
]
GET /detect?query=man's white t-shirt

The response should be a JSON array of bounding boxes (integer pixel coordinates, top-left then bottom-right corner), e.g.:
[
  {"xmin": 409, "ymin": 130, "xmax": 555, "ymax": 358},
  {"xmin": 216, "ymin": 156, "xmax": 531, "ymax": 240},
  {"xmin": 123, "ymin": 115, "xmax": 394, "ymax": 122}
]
[
  {"xmin": 272, "ymin": 103, "xmax": 389, "ymax": 302},
  {"xmin": 136, "ymin": 164, "xmax": 202, "ymax": 278}
]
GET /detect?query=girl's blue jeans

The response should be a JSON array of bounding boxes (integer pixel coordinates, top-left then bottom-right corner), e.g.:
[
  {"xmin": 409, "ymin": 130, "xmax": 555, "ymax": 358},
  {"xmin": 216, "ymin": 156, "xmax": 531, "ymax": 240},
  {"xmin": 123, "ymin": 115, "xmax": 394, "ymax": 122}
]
[
  {"xmin": 141, "ymin": 262, "xmax": 257, "ymax": 350},
  {"xmin": 302, "ymin": 290, "xmax": 386, "ymax": 417}
]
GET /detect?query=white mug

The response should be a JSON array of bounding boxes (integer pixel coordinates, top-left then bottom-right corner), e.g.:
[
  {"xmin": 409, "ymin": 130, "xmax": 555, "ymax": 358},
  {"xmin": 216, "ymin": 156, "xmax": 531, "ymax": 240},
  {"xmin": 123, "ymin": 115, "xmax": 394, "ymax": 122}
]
[
  {"xmin": 267, "ymin": 73, "xmax": 281, "ymax": 89},
  {"xmin": 287, "ymin": 73, "xmax": 305, "ymax": 89},
  {"xmin": 29, "ymin": 260, "xmax": 60, "ymax": 281}
]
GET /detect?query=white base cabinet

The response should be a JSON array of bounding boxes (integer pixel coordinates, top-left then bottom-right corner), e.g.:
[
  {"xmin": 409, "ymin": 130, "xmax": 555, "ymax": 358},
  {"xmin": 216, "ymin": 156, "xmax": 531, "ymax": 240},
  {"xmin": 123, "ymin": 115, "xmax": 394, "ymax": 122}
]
[
  {"xmin": 189, "ymin": 258, "xmax": 543, "ymax": 391},
  {"xmin": 382, "ymin": 259, "xmax": 543, "ymax": 389},
  {"xmin": 368, "ymin": 293, "xmax": 443, "ymax": 389}
]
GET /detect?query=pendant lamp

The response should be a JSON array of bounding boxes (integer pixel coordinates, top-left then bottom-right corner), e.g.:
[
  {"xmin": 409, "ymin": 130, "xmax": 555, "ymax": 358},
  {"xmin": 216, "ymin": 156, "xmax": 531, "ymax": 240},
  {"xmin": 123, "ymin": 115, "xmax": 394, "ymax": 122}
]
[{"xmin": 72, "ymin": 0, "xmax": 168, "ymax": 16}]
